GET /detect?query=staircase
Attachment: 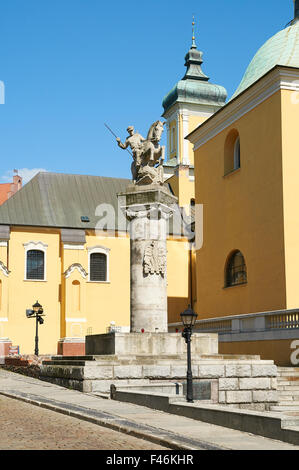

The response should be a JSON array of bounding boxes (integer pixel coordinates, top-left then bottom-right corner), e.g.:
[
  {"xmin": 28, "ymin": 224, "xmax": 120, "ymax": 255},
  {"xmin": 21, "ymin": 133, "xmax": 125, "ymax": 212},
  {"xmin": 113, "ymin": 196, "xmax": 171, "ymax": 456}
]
[{"xmin": 270, "ymin": 367, "xmax": 299, "ymax": 415}]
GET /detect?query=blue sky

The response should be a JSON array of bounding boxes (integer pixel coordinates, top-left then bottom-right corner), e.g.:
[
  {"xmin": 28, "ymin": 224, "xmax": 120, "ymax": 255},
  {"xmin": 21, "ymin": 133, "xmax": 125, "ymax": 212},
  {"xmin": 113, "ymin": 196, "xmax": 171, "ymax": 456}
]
[{"xmin": 0, "ymin": 0, "xmax": 294, "ymax": 184}]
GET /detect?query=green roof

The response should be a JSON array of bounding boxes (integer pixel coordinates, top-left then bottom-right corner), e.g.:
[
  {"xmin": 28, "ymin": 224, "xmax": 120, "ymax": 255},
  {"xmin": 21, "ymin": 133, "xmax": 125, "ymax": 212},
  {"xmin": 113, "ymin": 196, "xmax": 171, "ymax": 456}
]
[
  {"xmin": 0, "ymin": 172, "xmax": 130, "ymax": 230},
  {"xmin": 231, "ymin": 19, "xmax": 299, "ymax": 100},
  {"xmin": 162, "ymin": 42, "xmax": 227, "ymax": 114}
]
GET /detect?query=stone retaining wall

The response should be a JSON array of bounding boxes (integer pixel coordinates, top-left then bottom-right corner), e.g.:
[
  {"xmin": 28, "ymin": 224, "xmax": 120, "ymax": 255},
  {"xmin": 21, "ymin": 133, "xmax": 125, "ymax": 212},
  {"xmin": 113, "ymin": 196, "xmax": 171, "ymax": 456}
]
[{"xmin": 41, "ymin": 355, "xmax": 279, "ymax": 410}]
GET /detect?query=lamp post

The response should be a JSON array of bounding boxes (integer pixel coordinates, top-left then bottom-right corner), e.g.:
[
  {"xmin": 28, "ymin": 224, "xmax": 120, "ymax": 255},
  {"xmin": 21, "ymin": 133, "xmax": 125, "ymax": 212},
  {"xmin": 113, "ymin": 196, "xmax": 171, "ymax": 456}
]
[
  {"xmin": 26, "ymin": 301, "xmax": 45, "ymax": 356},
  {"xmin": 180, "ymin": 305, "xmax": 198, "ymax": 403}
]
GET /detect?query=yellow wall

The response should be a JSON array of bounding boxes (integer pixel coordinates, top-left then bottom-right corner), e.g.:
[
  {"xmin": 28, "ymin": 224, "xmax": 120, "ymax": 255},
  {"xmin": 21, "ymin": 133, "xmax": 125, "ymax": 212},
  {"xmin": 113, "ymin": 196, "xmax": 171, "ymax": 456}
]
[
  {"xmin": 281, "ymin": 88, "xmax": 299, "ymax": 309},
  {"xmin": 5, "ymin": 228, "xmax": 61, "ymax": 354},
  {"xmin": 167, "ymin": 238, "xmax": 191, "ymax": 323},
  {"xmin": 168, "ymin": 169, "xmax": 194, "ymax": 210},
  {"xmin": 188, "ymin": 115, "xmax": 207, "ymax": 166},
  {"xmin": 194, "ymin": 90, "xmax": 286, "ymax": 319},
  {"xmin": 0, "ymin": 226, "xmax": 192, "ymax": 353},
  {"xmin": 219, "ymin": 339, "xmax": 298, "ymax": 367}
]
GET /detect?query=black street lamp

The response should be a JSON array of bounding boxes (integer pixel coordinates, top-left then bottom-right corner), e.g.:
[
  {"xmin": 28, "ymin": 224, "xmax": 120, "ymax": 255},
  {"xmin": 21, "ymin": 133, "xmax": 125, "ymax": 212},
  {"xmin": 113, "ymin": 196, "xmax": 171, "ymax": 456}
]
[
  {"xmin": 26, "ymin": 301, "xmax": 45, "ymax": 356},
  {"xmin": 180, "ymin": 305, "xmax": 198, "ymax": 403}
]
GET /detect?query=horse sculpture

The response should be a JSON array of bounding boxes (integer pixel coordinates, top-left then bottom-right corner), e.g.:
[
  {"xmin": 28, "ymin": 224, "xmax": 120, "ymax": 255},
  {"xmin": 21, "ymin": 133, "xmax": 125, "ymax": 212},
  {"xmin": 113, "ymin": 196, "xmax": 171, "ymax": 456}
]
[{"xmin": 136, "ymin": 120, "xmax": 165, "ymax": 185}]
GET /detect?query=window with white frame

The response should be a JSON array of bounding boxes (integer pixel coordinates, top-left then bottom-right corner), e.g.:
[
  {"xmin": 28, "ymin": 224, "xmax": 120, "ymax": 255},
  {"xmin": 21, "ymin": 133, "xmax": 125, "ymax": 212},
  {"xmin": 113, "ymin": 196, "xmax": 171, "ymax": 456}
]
[
  {"xmin": 88, "ymin": 246, "xmax": 110, "ymax": 282},
  {"xmin": 24, "ymin": 242, "xmax": 48, "ymax": 281}
]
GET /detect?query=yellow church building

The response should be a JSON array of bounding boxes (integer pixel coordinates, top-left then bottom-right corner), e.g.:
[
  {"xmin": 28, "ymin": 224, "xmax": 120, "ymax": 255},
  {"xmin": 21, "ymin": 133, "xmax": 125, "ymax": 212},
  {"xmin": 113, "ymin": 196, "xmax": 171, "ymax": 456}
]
[
  {"xmin": 186, "ymin": 1, "xmax": 299, "ymax": 365},
  {"xmin": 0, "ymin": 172, "xmax": 195, "ymax": 356}
]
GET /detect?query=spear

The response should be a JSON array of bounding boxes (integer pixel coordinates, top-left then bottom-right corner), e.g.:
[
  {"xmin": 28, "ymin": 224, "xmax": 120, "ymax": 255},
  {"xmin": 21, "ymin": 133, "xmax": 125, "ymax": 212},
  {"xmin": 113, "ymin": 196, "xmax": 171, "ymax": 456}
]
[{"xmin": 104, "ymin": 123, "xmax": 132, "ymax": 156}]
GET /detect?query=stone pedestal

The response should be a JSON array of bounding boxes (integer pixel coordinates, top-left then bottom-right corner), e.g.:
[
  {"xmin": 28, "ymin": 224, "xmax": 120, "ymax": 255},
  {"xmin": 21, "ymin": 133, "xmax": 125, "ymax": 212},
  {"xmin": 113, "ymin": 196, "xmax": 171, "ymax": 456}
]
[
  {"xmin": 118, "ymin": 185, "xmax": 177, "ymax": 333},
  {"xmin": 85, "ymin": 332, "xmax": 218, "ymax": 356}
]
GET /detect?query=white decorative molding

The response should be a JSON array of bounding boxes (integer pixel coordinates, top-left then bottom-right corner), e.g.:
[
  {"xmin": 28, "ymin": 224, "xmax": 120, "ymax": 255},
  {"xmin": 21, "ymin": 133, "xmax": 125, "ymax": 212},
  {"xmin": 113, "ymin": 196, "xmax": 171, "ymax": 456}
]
[
  {"xmin": 0, "ymin": 261, "xmax": 9, "ymax": 277},
  {"xmin": 0, "ymin": 318, "xmax": 8, "ymax": 322},
  {"xmin": 87, "ymin": 245, "xmax": 111, "ymax": 253},
  {"xmin": 64, "ymin": 263, "xmax": 88, "ymax": 279},
  {"xmin": 0, "ymin": 242, "xmax": 7, "ymax": 247},
  {"xmin": 189, "ymin": 67, "xmax": 299, "ymax": 150},
  {"xmin": 63, "ymin": 243, "xmax": 85, "ymax": 250},
  {"xmin": 23, "ymin": 241, "xmax": 48, "ymax": 250}
]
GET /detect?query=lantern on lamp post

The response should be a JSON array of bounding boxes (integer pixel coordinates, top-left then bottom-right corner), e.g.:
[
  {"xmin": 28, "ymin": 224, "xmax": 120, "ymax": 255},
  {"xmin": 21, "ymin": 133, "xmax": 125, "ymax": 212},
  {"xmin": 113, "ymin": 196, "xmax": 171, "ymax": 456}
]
[
  {"xmin": 26, "ymin": 301, "xmax": 45, "ymax": 356},
  {"xmin": 180, "ymin": 305, "xmax": 198, "ymax": 403}
]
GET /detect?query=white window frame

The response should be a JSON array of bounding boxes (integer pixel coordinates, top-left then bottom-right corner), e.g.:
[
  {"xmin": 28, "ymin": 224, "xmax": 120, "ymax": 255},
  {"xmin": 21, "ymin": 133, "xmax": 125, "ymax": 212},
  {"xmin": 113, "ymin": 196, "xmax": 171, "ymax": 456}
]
[
  {"xmin": 87, "ymin": 245, "xmax": 110, "ymax": 283},
  {"xmin": 24, "ymin": 241, "xmax": 48, "ymax": 282}
]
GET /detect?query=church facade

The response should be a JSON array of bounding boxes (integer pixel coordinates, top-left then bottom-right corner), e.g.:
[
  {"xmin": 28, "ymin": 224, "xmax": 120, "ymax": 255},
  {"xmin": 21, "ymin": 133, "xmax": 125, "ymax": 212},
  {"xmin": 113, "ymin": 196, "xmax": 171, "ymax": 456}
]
[{"xmin": 185, "ymin": 1, "xmax": 299, "ymax": 365}]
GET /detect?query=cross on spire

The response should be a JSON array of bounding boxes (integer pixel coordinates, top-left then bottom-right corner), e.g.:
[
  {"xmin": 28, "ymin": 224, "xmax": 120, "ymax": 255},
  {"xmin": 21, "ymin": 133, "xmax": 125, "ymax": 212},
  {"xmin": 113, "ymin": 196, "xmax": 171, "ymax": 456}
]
[{"xmin": 191, "ymin": 15, "xmax": 197, "ymax": 49}]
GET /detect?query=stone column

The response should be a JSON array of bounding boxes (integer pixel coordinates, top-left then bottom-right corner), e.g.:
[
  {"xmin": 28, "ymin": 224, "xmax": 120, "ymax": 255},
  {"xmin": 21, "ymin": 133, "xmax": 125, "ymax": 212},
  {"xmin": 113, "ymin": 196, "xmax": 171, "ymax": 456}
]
[{"xmin": 119, "ymin": 185, "xmax": 177, "ymax": 333}]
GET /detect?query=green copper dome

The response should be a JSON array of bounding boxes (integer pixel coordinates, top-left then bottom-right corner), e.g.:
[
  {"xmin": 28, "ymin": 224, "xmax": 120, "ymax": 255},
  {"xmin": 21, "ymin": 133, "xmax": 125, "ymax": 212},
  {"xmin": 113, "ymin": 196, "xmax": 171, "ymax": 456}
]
[
  {"xmin": 162, "ymin": 40, "xmax": 227, "ymax": 113},
  {"xmin": 231, "ymin": 18, "xmax": 299, "ymax": 100}
]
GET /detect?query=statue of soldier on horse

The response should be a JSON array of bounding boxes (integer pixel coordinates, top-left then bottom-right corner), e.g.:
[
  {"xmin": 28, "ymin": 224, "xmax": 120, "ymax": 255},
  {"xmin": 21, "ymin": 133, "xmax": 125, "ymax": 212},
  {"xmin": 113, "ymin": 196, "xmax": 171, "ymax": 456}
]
[{"xmin": 116, "ymin": 120, "xmax": 165, "ymax": 185}]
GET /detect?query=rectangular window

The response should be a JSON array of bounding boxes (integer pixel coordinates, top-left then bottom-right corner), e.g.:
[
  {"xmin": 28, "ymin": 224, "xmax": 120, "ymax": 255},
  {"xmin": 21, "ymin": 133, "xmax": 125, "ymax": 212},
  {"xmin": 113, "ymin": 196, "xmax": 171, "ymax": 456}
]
[
  {"xmin": 90, "ymin": 253, "xmax": 107, "ymax": 282},
  {"xmin": 26, "ymin": 250, "xmax": 45, "ymax": 280}
]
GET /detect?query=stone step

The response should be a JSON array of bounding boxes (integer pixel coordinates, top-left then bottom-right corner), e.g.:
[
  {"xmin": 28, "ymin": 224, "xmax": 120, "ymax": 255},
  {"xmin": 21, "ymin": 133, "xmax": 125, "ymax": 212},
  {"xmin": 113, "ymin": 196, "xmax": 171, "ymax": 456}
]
[
  {"xmin": 277, "ymin": 373, "xmax": 299, "ymax": 378},
  {"xmin": 278, "ymin": 367, "xmax": 299, "ymax": 372},
  {"xmin": 277, "ymin": 377, "xmax": 299, "ymax": 385},
  {"xmin": 281, "ymin": 419, "xmax": 299, "ymax": 427},
  {"xmin": 278, "ymin": 390, "xmax": 299, "ymax": 396},
  {"xmin": 43, "ymin": 360, "xmax": 89, "ymax": 366},
  {"xmin": 278, "ymin": 385, "xmax": 299, "ymax": 391},
  {"xmin": 278, "ymin": 395, "xmax": 299, "ymax": 401},
  {"xmin": 50, "ymin": 355, "xmax": 97, "ymax": 361},
  {"xmin": 278, "ymin": 373, "xmax": 299, "ymax": 378},
  {"xmin": 278, "ymin": 401, "xmax": 299, "ymax": 406},
  {"xmin": 270, "ymin": 405, "xmax": 299, "ymax": 412}
]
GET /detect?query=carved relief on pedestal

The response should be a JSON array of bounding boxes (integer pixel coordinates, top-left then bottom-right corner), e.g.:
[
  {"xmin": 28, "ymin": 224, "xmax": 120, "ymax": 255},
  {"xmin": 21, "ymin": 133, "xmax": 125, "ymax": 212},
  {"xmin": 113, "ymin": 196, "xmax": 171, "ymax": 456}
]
[{"xmin": 143, "ymin": 241, "xmax": 166, "ymax": 276}]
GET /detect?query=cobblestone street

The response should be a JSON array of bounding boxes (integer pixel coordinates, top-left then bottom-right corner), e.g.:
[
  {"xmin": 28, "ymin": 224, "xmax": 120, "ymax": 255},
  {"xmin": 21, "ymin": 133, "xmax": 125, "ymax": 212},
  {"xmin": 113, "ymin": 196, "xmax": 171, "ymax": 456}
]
[{"xmin": 0, "ymin": 395, "xmax": 167, "ymax": 450}]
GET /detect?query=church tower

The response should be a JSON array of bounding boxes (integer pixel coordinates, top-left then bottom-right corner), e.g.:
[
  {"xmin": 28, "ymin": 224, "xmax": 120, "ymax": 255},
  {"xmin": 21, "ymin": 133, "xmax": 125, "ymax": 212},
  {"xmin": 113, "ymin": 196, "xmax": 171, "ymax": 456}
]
[{"xmin": 162, "ymin": 19, "xmax": 227, "ymax": 207}]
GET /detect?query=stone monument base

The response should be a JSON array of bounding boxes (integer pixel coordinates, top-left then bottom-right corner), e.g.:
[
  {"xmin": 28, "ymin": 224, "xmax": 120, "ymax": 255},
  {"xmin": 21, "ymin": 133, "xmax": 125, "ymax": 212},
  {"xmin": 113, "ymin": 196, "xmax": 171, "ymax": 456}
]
[
  {"xmin": 85, "ymin": 332, "xmax": 218, "ymax": 357},
  {"xmin": 40, "ymin": 332, "xmax": 279, "ymax": 411}
]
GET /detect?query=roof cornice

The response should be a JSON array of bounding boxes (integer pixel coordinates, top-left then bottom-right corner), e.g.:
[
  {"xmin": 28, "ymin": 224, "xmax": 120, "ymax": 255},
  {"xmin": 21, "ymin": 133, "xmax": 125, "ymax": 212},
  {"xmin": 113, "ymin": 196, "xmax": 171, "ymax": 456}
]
[{"xmin": 187, "ymin": 65, "xmax": 299, "ymax": 150}]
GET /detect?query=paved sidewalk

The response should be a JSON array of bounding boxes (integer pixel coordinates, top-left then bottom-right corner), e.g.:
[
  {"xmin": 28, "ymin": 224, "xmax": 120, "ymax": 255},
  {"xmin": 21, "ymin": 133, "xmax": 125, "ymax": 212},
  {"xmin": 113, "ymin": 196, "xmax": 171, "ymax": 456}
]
[{"xmin": 0, "ymin": 369, "xmax": 299, "ymax": 451}]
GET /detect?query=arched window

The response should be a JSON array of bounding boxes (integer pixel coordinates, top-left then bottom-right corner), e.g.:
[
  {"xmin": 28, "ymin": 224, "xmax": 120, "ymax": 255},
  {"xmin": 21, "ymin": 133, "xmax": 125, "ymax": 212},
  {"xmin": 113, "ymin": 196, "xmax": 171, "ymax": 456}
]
[
  {"xmin": 26, "ymin": 250, "xmax": 45, "ymax": 280},
  {"xmin": 225, "ymin": 250, "xmax": 247, "ymax": 287},
  {"xmin": 171, "ymin": 127, "xmax": 175, "ymax": 153},
  {"xmin": 90, "ymin": 253, "xmax": 107, "ymax": 282},
  {"xmin": 88, "ymin": 246, "xmax": 110, "ymax": 282},
  {"xmin": 224, "ymin": 130, "xmax": 241, "ymax": 175},
  {"xmin": 234, "ymin": 136, "xmax": 241, "ymax": 170}
]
